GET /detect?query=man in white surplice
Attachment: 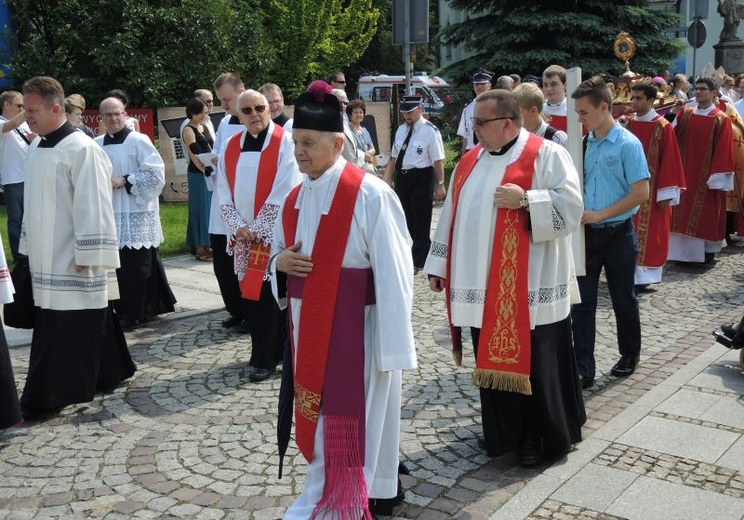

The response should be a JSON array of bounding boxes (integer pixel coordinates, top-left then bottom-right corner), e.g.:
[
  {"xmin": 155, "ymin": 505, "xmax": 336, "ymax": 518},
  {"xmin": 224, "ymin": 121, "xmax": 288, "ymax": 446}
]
[
  {"xmin": 424, "ymin": 89, "xmax": 585, "ymax": 466},
  {"xmin": 96, "ymin": 96, "xmax": 175, "ymax": 329},
  {"xmin": 19, "ymin": 76, "xmax": 134, "ymax": 419},
  {"xmin": 271, "ymin": 81, "xmax": 417, "ymax": 518}
]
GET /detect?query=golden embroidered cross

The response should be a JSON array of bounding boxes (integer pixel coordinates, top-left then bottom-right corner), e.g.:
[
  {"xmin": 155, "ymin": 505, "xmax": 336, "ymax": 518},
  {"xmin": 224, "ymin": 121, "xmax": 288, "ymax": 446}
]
[{"xmin": 248, "ymin": 245, "xmax": 270, "ymax": 266}]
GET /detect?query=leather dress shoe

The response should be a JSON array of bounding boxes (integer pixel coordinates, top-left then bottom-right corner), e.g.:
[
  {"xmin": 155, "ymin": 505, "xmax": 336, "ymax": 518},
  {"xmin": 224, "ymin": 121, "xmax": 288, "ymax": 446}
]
[
  {"xmin": 249, "ymin": 367, "xmax": 275, "ymax": 382},
  {"xmin": 520, "ymin": 436, "xmax": 544, "ymax": 467},
  {"xmin": 21, "ymin": 404, "xmax": 63, "ymax": 421},
  {"xmin": 580, "ymin": 376, "xmax": 594, "ymax": 390},
  {"xmin": 221, "ymin": 315, "xmax": 242, "ymax": 328},
  {"xmin": 120, "ymin": 319, "xmax": 141, "ymax": 332},
  {"xmin": 721, "ymin": 322, "xmax": 739, "ymax": 337},
  {"xmin": 369, "ymin": 478, "xmax": 404, "ymax": 516},
  {"xmin": 236, "ymin": 319, "xmax": 251, "ymax": 334},
  {"xmin": 610, "ymin": 355, "xmax": 639, "ymax": 377}
]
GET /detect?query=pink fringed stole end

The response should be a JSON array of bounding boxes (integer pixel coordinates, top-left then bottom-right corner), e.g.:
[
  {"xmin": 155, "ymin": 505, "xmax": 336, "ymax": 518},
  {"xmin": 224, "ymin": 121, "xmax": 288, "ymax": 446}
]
[{"xmin": 311, "ymin": 415, "xmax": 371, "ymax": 520}]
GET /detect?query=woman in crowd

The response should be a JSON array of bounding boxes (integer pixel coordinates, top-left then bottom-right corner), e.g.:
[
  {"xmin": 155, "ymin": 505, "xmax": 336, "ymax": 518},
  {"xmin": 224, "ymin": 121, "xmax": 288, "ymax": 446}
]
[
  {"xmin": 182, "ymin": 97, "xmax": 214, "ymax": 262},
  {"xmin": 346, "ymin": 99, "xmax": 376, "ymax": 170}
]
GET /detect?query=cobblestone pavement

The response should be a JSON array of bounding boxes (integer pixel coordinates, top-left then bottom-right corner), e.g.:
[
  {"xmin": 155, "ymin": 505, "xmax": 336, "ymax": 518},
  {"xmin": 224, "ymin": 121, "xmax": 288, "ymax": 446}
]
[{"xmin": 1, "ymin": 212, "xmax": 744, "ymax": 518}]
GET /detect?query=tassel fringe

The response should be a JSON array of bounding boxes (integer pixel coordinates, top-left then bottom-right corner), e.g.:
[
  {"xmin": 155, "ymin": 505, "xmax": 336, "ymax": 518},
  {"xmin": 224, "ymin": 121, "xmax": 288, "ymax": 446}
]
[
  {"xmin": 472, "ymin": 368, "xmax": 532, "ymax": 395},
  {"xmin": 311, "ymin": 415, "xmax": 371, "ymax": 520}
]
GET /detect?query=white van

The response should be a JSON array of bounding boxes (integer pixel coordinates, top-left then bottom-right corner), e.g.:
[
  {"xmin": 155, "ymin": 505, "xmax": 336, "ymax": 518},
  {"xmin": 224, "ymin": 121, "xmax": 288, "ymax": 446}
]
[{"xmin": 356, "ymin": 72, "xmax": 453, "ymax": 114}]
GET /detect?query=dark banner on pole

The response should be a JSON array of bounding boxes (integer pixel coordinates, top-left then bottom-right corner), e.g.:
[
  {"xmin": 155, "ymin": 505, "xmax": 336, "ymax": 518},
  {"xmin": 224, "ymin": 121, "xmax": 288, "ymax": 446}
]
[{"xmin": 392, "ymin": 0, "xmax": 429, "ymax": 45}]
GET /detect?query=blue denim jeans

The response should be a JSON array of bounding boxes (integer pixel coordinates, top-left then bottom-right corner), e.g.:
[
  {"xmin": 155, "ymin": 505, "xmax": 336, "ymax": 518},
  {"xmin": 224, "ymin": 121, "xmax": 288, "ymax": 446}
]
[
  {"xmin": 571, "ymin": 219, "xmax": 641, "ymax": 379},
  {"xmin": 3, "ymin": 182, "xmax": 24, "ymax": 262}
]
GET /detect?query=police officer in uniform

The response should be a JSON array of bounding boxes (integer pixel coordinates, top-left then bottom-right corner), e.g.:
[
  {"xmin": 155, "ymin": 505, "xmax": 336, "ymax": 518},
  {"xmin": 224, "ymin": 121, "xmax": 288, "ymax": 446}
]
[
  {"xmin": 457, "ymin": 69, "xmax": 493, "ymax": 155},
  {"xmin": 384, "ymin": 96, "xmax": 446, "ymax": 272}
]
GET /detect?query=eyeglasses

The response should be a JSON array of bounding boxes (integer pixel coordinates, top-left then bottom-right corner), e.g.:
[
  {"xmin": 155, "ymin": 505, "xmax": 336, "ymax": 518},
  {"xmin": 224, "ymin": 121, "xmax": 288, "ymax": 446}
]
[
  {"xmin": 471, "ymin": 116, "xmax": 514, "ymax": 127},
  {"xmin": 102, "ymin": 111, "xmax": 125, "ymax": 118},
  {"xmin": 240, "ymin": 105, "xmax": 267, "ymax": 115},
  {"xmin": 334, "ymin": 80, "xmax": 346, "ymax": 85}
]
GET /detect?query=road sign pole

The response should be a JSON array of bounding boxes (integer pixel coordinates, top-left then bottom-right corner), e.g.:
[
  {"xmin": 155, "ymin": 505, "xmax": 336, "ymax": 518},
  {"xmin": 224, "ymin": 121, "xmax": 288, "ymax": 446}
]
[{"xmin": 404, "ymin": 0, "xmax": 412, "ymax": 96}]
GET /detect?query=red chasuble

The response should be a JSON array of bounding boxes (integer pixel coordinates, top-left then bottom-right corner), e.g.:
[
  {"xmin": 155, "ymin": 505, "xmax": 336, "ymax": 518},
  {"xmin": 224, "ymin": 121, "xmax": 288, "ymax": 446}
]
[
  {"xmin": 224, "ymin": 124, "xmax": 284, "ymax": 300},
  {"xmin": 547, "ymin": 114, "xmax": 567, "ymax": 133},
  {"xmin": 282, "ymin": 163, "xmax": 371, "ymax": 519},
  {"xmin": 672, "ymin": 107, "xmax": 734, "ymax": 242},
  {"xmin": 628, "ymin": 115, "xmax": 685, "ymax": 268},
  {"xmin": 445, "ymin": 134, "xmax": 542, "ymax": 396}
]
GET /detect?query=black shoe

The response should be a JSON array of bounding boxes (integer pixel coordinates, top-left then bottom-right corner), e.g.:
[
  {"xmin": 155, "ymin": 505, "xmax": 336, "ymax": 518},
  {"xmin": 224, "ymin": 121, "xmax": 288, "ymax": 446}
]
[
  {"xmin": 714, "ymin": 330, "xmax": 744, "ymax": 349},
  {"xmin": 721, "ymin": 322, "xmax": 739, "ymax": 337},
  {"xmin": 704, "ymin": 252, "xmax": 716, "ymax": 264},
  {"xmin": 237, "ymin": 319, "xmax": 251, "ymax": 334},
  {"xmin": 21, "ymin": 404, "xmax": 63, "ymax": 421},
  {"xmin": 477, "ymin": 436, "xmax": 487, "ymax": 450},
  {"xmin": 520, "ymin": 436, "xmax": 544, "ymax": 467},
  {"xmin": 120, "ymin": 319, "xmax": 141, "ymax": 332},
  {"xmin": 580, "ymin": 376, "xmax": 594, "ymax": 390},
  {"xmin": 369, "ymin": 479, "xmax": 404, "ymax": 516},
  {"xmin": 221, "ymin": 315, "xmax": 243, "ymax": 328},
  {"xmin": 610, "ymin": 355, "xmax": 639, "ymax": 377},
  {"xmin": 249, "ymin": 367, "xmax": 275, "ymax": 382}
]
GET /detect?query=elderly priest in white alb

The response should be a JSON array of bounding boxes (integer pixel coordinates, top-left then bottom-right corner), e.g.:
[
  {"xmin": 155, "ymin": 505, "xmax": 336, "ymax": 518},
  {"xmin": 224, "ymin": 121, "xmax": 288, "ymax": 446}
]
[
  {"xmin": 19, "ymin": 77, "xmax": 134, "ymax": 420},
  {"xmin": 272, "ymin": 81, "xmax": 417, "ymax": 519},
  {"xmin": 216, "ymin": 89, "xmax": 301, "ymax": 383}
]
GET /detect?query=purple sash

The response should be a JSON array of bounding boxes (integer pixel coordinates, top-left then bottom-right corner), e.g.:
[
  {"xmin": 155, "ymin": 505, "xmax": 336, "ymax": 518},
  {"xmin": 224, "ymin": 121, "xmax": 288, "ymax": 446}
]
[{"xmin": 289, "ymin": 267, "xmax": 375, "ymax": 492}]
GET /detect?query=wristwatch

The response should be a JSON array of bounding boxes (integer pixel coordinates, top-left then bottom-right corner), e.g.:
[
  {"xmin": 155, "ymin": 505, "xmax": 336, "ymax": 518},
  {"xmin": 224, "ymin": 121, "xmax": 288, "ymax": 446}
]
[
  {"xmin": 519, "ymin": 192, "xmax": 529, "ymax": 208},
  {"xmin": 437, "ymin": 179, "xmax": 445, "ymax": 186}
]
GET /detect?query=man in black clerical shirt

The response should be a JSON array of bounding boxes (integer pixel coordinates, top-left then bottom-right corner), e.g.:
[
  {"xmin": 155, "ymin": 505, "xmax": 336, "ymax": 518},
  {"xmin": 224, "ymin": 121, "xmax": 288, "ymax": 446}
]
[{"xmin": 259, "ymin": 83, "xmax": 291, "ymax": 128}]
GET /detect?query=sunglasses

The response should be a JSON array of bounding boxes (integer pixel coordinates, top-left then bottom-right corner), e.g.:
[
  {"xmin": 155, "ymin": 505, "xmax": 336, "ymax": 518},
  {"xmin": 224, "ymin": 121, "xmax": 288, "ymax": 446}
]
[{"xmin": 240, "ymin": 105, "xmax": 267, "ymax": 115}]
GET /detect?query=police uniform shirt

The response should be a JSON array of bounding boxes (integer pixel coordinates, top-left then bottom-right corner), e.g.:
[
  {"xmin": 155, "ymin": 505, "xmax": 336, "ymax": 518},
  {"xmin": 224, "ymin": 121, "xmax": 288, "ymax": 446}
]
[
  {"xmin": 391, "ymin": 116, "xmax": 445, "ymax": 170},
  {"xmin": 457, "ymin": 101, "xmax": 476, "ymax": 150}
]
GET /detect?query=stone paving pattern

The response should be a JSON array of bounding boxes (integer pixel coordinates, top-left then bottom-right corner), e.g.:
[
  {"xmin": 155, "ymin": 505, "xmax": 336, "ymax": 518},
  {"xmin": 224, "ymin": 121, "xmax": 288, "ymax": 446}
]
[{"xmin": 1, "ymin": 206, "xmax": 744, "ymax": 518}]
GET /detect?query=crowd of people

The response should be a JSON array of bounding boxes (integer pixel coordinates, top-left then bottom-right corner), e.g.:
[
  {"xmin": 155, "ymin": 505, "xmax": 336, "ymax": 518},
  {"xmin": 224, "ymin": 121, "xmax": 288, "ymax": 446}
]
[{"xmin": 0, "ymin": 62, "xmax": 742, "ymax": 518}]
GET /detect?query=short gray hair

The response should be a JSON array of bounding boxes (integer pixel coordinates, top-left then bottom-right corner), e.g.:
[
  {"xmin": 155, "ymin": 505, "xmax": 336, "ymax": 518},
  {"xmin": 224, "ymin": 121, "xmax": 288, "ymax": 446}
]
[{"xmin": 237, "ymin": 89, "xmax": 268, "ymax": 107}]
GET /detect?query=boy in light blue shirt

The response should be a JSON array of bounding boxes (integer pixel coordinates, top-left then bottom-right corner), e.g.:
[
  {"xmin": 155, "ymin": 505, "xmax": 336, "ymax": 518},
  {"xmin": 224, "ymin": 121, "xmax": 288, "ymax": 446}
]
[{"xmin": 570, "ymin": 76, "xmax": 650, "ymax": 390}]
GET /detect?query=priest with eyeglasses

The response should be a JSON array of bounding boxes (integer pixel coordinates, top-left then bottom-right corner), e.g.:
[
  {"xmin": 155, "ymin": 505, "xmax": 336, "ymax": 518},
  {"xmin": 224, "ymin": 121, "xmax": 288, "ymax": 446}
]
[{"xmin": 215, "ymin": 89, "xmax": 300, "ymax": 382}]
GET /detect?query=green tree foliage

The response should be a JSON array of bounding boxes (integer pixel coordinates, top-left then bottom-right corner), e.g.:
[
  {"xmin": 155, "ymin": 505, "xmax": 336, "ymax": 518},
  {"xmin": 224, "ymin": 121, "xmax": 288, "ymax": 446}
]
[
  {"xmin": 5, "ymin": 0, "xmax": 272, "ymax": 107},
  {"xmin": 440, "ymin": 0, "xmax": 686, "ymax": 84},
  {"xmin": 265, "ymin": 0, "xmax": 380, "ymax": 96},
  {"xmin": 346, "ymin": 0, "xmax": 441, "ymax": 96}
]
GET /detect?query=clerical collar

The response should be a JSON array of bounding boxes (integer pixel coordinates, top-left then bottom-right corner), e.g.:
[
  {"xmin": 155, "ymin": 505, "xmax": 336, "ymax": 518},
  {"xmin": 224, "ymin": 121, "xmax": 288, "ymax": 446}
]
[
  {"xmin": 103, "ymin": 126, "xmax": 132, "ymax": 145},
  {"xmin": 488, "ymin": 135, "xmax": 519, "ymax": 156},
  {"xmin": 38, "ymin": 121, "xmax": 76, "ymax": 148},
  {"xmin": 242, "ymin": 125, "xmax": 269, "ymax": 152},
  {"xmin": 228, "ymin": 115, "xmax": 240, "ymax": 125},
  {"xmin": 273, "ymin": 112, "xmax": 289, "ymax": 126}
]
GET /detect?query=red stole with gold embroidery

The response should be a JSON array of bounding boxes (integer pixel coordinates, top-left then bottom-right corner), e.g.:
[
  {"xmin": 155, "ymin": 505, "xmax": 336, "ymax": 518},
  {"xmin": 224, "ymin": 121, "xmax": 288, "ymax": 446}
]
[
  {"xmin": 224, "ymin": 124, "xmax": 284, "ymax": 300},
  {"xmin": 446, "ymin": 133, "xmax": 542, "ymax": 395}
]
